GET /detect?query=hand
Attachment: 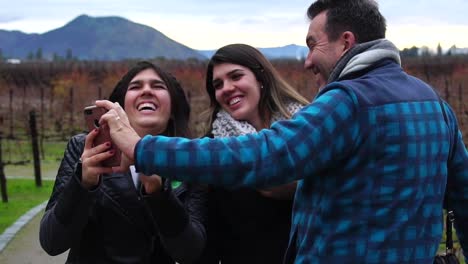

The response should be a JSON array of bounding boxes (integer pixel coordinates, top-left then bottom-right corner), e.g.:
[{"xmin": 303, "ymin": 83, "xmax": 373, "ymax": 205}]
[
  {"xmin": 257, "ymin": 181, "xmax": 297, "ymax": 200},
  {"xmin": 139, "ymin": 173, "xmax": 163, "ymax": 194},
  {"xmin": 95, "ymin": 100, "xmax": 141, "ymax": 171},
  {"xmin": 80, "ymin": 129, "xmax": 114, "ymax": 189}
]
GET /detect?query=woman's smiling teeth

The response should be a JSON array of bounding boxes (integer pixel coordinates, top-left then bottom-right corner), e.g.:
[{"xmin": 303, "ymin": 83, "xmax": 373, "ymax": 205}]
[
  {"xmin": 137, "ymin": 102, "xmax": 157, "ymax": 111},
  {"xmin": 229, "ymin": 97, "xmax": 241, "ymax": 106}
]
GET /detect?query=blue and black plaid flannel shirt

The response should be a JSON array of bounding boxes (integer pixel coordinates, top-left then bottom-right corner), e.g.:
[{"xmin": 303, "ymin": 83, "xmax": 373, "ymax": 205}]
[{"xmin": 135, "ymin": 60, "xmax": 468, "ymax": 263}]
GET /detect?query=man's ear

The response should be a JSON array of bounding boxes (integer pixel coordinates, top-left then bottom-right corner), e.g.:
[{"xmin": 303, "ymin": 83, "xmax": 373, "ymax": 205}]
[{"xmin": 341, "ymin": 31, "xmax": 356, "ymax": 53}]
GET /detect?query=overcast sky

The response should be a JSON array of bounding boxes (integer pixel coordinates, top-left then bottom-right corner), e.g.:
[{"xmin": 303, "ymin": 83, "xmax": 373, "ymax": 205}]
[{"xmin": 1, "ymin": 0, "xmax": 467, "ymax": 51}]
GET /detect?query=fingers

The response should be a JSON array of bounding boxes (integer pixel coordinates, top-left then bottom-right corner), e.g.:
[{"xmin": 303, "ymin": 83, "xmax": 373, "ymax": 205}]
[
  {"xmin": 84, "ymin": 129, "xmax": 99, "ymax": 150},
  {"xmin": 98, "ymin": 108, "xmax": 119, "ymax": 127},
  {"xmin": 81, "ymin": 139, "xmax": 115, "ymax": 172},
  {"xmin": 82, "ymin": 148, "xmax": 115, "ymax": 167},
  {"xmin": 95, "ymin": 100, "xmax": 114, "ymax": 110},
  {"xmin": 138, "ymin": 173, "xmax": 160, "ymax": 183},
  {"xmin": 111, "ymin": 153, "xmax": 132, "ymax": 173},
  {"xmin": 113, "ymin": 102, "xmax": 128, "ymax": 121},
  {"xmin": 98, "ymin": 103, "xmax": 129, "ymax": 133},
  {"xmin": 94, "ymin": 101, "xmax": 139, "ymax": 162},
  {"xmin": 95, "ymin": 100, "xmax": 121, "ymax": 126},
  {"xmin": 80, "ymin": 146, "xmax": 115, "ymax": 189},
  {"xmin": 82, "ymin": 149, "xmax": 115, "ymax": 174},
  {"xmin": 139, "ymin": 174, "xmax": 163, "ymax": 194},
  {"xmin": 82, "ymin": 139, "xmax": 112, "ymax": 160},
  {"xmin": 95, "ymin": 101, "xmax": 126, "ymax": 122},
  {"xmin": 112, "ymin": 166, "xmax": 126, "ymax": 174}
]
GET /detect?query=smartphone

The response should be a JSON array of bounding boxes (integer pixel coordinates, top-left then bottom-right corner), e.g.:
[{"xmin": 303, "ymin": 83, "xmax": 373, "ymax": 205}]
[{"xmin": 84, "ymin": 105, "xmax": 121, "ymax": 167}]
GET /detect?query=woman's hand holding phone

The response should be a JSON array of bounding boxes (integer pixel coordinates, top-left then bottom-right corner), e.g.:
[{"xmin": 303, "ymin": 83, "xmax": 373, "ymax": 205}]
[
  {"xmin": 84, "ymin": 105, "xmax": 121, "ymax": 167},
  {"xmin": 80, "ymin": 129, "xmax": 115, "ymax": 189},
  {"xmin": 95, "ymin": 100, "xmax": 142, "ymax": 172}
]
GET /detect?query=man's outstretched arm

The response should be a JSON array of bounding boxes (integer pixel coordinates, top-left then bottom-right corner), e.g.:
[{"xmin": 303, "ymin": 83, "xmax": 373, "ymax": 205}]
[{"xmin": 133, "ymin": 88, "xmax": 360, "ymax": 188}]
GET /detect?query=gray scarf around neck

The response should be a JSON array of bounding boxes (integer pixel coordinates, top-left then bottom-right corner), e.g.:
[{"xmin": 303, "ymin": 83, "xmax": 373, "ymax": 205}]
[
  {"xmin": 212, "ymin": 102, "xmax": 303, "ymax": 137},
  {"xmin": 327, "ymin": 38, "xmax": 401, "ymax": 84}
]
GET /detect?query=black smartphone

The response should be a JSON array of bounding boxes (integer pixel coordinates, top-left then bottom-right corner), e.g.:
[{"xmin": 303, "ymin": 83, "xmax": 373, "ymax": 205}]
[{"xmin": 84, "ymin": 105, "xmax": 121, "ymax": 167}]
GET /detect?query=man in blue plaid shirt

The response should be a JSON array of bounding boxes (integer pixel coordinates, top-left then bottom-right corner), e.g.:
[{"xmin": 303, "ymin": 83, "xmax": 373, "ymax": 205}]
[{"xmin": 97, "ymin": 0, "xmax": 468, "ymax": 262}]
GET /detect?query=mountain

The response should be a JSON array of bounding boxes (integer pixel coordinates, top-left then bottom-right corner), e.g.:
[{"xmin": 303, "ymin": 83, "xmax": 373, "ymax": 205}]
[
  {"xmin": 198, "ymin": 44, "xmax": 309, "ymax": 60},
  {"xmin": 0, "ymin": 15, "xmax": 204, "ymax": 60},
  {"xmin": 0, "ymin": 15, "xmax": 308, "ymax": 61},
  {"xmin": 259, "ymin": 44, "xmax": 309, "ymax": 60}
]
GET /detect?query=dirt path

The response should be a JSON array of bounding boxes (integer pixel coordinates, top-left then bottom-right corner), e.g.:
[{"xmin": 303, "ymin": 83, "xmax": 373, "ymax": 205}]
[{"xmin": 0, "ymin": 212, "xmax": 68, "ymax": 264}]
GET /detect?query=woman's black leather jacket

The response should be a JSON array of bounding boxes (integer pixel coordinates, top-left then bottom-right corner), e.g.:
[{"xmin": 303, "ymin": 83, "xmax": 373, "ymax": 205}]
[{"xmin": 40, "ymin": 133, "xmax": 208, "ymax": 263}]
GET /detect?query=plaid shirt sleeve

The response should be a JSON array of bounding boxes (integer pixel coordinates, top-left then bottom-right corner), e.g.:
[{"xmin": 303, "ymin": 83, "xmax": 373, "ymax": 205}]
[
  {"xmin": 446, "ymin": 104, "xmax": 468, "ymax": 259},
  {"xmin": 134, "ymin": 88, "xmax": 360, "ymax": 188}
]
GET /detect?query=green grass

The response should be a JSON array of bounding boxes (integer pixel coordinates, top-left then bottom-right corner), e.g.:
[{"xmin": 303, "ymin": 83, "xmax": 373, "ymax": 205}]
[
  {"xmin": 2, "ymin": 139, "xmax": 67, "ymax": 164},
  {"xmin": 0, "ymin": 179, "xmax": 54, "ymax": 234},
  {"xmin": 4, "ymin": 160, "xmax": 61, "ymax": 179},
  {"xmin": 2, "ymin": 138, "xmax": 65, "ymax": 179},
  {"xmin": 0, "ymin": 138, "xmax": 64, "ymax": 234}
]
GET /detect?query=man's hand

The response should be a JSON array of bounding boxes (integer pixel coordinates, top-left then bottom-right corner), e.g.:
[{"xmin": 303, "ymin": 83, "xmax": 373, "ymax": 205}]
[{"xmin": 95, "ymin": 100, "xmax": 141, "ymax": 170}]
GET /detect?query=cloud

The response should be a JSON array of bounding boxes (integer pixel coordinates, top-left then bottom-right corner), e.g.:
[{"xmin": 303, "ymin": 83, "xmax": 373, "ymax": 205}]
[
  {"xmin": 381, "ymin": 0, "xmax": 468, "ymax": 25},
  {"xmin": 1, "ymin": 0, "xmax": 467, "ymax": 50},
  {"xmin": 388, "ymin": 24, "xmax": 468, "ymax": 50},
  {"xmin": 240, "ymin": 18, "xmax": 267, "ymax": 25},
  {"xmin": 0, "ymin": 14, "xmax": 22, "ymax": 23}
]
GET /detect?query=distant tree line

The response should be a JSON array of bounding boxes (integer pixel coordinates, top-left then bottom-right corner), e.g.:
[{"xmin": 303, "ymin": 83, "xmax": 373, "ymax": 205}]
[
  {"xmin": 24, "ymin": 48, "xmax": 77, "ymax": 62},
  {"xmin": 2, "ymin": 43, "xmax": 467, "ymax": 64},
  {"xmin": 400, "ymin": 43, "xmax": 466, "ymax": 57}
]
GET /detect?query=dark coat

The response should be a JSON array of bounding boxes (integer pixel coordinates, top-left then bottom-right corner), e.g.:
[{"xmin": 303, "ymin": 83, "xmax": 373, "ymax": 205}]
[
  {"xmin": 199, "ymin": 133, "xmax": 292, "ymax": 264},
  {"xmin": 40, "ymin": 133, "xmax": 208, "ymax": 264},
  {"xmin": 202, "ymin": 187, "xmax": 292, "ymax": 264}
]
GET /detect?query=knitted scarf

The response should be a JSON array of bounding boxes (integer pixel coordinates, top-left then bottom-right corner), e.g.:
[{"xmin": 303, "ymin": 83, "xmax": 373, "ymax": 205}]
[
  {"xmin": 212, "ymin": 102, "xmax": 303, "ymax": 137},
  {"xmin": 327, "ymin": 38, "xmax": 401, "ymax": 84}
]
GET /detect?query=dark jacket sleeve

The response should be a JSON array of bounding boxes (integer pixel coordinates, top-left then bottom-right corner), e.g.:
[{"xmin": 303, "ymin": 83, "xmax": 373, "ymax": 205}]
[
  {"xmin": 39, "ymin": 133, "xmax": 99, "ymax": 256},
  {"xmin": 143, "ymin": 181, "xmax": 208, "ymax": 263}
]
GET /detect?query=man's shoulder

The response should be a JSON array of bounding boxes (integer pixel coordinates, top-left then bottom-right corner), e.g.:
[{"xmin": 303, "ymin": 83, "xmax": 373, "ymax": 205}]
[{"xmin": 323, "ymin": 62, "xmax": 436, "ymax": 107}]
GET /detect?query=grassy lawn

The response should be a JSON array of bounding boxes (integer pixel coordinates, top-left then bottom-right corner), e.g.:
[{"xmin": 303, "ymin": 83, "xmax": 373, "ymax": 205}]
[
  {"xmin": 0, "ymin": 178, "xmax": 55, "ymax": 234},
  {"xmin": 4, "ymin": 160, "xmax": 61, "ymax": 179},
  {"xmin": 2, "ymin": 138, "xmax": 67, "ymax": 164},
  {"xmin": 0, "ymin": 138, "xmax": 63, "ymax": 234},
  {"xmin": 2, "ymin": 138, "xmax": 65, "ymax": 179}
]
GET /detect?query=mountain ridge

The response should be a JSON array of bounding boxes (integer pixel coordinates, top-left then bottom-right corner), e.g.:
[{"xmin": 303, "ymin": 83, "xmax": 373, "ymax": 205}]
[
  {"xmin": 0, "ymin": 14, "xmax": 308, "ymax": 61},
  {"xmin": 0, "ymin": 14, "xmax": 204, "ymax": 60}
]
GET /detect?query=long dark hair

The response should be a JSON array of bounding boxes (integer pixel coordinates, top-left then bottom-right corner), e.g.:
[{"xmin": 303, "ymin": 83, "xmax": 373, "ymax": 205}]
[
  {"xmin": 108, "ymin": 61, "xmax": 191, "ymax": 137},
  {"xmin": 204, "ymin": 44, "xmax": 308, "ymax": 133}
]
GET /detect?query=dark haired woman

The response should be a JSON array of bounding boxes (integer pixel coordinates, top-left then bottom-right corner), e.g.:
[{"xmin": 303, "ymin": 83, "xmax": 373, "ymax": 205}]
[
  {"xmin": 201, "ymin": 44, "xmax": 309, "ymax": 264},
  {"xmin": 40, "ymin": 61, "xmax": 207, "ymax": 263}
]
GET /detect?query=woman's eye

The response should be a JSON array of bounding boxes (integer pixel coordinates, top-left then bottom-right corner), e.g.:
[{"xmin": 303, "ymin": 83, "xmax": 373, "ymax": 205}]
[
  {"xmin": 213, "ymin": 82, "xmax": 222, "ymax": 90},
  {"xmin": 231, "ymin": 74, "xmax": 242, "ymax": 81}
]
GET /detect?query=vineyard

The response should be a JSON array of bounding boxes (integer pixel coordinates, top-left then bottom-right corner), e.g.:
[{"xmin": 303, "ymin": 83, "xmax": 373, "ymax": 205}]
[{"xmin": 0, "ymin": 56, "xmax": 467, "ymax": 165}]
